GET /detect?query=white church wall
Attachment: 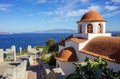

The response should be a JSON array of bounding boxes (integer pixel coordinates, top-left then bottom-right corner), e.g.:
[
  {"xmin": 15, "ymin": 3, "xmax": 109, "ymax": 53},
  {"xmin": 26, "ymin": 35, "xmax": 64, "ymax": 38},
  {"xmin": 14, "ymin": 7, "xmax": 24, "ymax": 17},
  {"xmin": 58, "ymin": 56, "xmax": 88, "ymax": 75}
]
[
  {"xmin": 77, "ymin": 52, "xmax": 96, "ymax": 61},
  {"xmin": 59, "ymin": 45, "xmax": 65, "ymax": 53},
  {"xmin": 106, "ymin": 61, "xmax": 120, "ymax": 72},
  {"xmin": 78, "ymin": 52, "xmax": 120, "ymax": 72},
  {"xmin": 58, "ymin": 61, "xmax": 76, "ymax": 76},
  {"xmin": 73, "ymin": 33, "xmax": 88, "ymax": 38},
  {"xmin": 78, "ymin": 22, "xmax": 106, "ymax": 34},
  {"xmin": 88, "ymin": 33, "xmax": 111, "ymax": 40},
  {"xmin": 66, "ymin": 41, "xmax": 79, "ymax": 51}
]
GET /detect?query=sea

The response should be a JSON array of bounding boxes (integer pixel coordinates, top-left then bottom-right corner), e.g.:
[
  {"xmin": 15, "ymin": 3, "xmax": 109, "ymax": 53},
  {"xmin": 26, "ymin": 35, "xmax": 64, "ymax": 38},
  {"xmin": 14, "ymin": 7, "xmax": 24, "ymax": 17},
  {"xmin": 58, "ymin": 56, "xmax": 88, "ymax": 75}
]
[{"xmin": 0, "ymin": 31, "xmax": 120, "ymax": 53}]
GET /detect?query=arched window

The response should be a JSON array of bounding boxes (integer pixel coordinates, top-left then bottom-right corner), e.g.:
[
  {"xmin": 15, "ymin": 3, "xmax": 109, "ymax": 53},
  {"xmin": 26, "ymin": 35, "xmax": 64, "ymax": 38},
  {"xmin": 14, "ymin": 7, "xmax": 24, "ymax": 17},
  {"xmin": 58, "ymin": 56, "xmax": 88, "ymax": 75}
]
[
  {"xmin": 98, "ymin": 24, "xmax": 103, "ymax": 33},
  {"xmin": 87, "ymin": 24, "xmax": 93, "ymax": 33},
  {"xmin": 79, "ymin": 25, "xmax": 82, "ymax": 33}
]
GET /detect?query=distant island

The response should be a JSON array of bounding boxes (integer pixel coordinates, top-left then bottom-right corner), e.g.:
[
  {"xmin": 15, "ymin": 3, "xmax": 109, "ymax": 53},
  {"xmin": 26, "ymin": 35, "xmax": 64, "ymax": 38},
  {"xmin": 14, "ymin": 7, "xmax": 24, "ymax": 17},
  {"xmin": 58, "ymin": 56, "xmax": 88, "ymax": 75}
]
[
  {"xmin": 0, "ymin": 32, "xmax": 15, "ymax": 34},
  {"xmin": 35, "ymin": 29, "xmax": 77, "ymax": 33}
]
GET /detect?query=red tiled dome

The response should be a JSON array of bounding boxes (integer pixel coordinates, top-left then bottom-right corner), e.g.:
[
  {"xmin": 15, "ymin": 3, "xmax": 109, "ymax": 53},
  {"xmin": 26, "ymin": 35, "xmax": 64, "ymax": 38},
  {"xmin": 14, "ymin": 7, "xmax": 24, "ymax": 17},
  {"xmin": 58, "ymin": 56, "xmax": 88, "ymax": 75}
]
[
  {"xmin": 78, "ymin": 11, "xmax": 107, "ymax": 22},
  {"xmin": 55, "ymin": 47, "xmax": 78, "ymax": 62}
]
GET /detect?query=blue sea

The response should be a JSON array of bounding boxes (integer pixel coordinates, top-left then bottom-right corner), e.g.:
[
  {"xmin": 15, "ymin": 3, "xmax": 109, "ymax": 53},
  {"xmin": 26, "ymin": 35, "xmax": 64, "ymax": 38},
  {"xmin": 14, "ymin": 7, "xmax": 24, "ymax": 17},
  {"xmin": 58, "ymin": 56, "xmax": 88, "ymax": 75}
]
[
  {"xmin": 0, "ymin": 31, "xmax": 120, "ymax": 52},
  {"xmin": 0, "ymin": 33, "xmax": 72, "ymax": 52}
]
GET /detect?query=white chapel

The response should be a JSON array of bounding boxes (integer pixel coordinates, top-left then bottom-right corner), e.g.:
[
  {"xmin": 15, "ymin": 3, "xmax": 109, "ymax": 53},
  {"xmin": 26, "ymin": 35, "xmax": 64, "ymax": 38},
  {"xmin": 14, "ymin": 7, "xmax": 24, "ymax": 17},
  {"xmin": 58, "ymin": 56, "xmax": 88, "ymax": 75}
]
[{"xmin": 55, "ymin": 10, "xmax": 120, "ymax": 75}]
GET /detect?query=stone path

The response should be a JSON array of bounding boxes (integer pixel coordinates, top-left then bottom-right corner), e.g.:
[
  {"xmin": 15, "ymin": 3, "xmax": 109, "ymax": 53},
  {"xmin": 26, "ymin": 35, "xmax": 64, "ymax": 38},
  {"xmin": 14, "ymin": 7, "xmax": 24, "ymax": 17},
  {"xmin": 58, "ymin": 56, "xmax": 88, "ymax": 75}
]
[{"xmin": 27, "ymin": 61, "xmax": 42, "ymax": 79}]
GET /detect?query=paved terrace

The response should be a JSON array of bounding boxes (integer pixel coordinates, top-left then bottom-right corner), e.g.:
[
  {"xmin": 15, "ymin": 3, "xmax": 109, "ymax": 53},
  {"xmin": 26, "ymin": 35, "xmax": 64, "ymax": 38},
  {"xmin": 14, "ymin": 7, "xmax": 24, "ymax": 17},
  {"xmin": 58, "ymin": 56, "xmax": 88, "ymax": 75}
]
[
  {"xmin": 0, "ymin": 56, "xmax": 43, "ymax": 79},
  {"xmin": 27, "ymin": 60, "xmax": 42, "ymax": 79}
]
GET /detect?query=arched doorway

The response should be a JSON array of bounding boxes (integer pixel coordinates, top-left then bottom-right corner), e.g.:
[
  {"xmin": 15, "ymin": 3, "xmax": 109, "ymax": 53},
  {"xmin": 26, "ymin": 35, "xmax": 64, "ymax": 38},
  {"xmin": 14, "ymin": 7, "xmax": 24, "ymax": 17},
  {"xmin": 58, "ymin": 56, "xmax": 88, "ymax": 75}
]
[
  {"xmin": 87, "ymin": 24, "xmax": 93, "ymax": 33},
  {"xmin": 79, "ymin": 25, "xmax": 82, "ymax": 33},
  {"xmin": 98, "ymin": 24, "xmax": 103, "ymax": 33}
]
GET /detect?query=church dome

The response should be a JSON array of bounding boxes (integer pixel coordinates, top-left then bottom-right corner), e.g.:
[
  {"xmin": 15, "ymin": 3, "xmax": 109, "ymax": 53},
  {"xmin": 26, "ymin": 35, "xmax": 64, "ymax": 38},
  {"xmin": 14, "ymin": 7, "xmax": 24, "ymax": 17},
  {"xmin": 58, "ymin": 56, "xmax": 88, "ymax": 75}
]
[{"xmin": 78, "ymin": 11, "xmax": 107, "ymax": 22}]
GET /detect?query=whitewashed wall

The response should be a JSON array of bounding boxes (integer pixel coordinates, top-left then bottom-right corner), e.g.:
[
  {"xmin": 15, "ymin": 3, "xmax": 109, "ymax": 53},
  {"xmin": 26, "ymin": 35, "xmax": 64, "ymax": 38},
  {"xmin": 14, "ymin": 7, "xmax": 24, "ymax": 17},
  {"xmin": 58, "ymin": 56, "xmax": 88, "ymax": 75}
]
[
  {"xmin": 88, "ymin": 33, "xmax": 111, "ymax": 40},
  {"xmin": 65, "ymin": 41, "xmax": 79, "ymax": 51},
  {"xmin": 78, "ymin": 52, "xmax": 120, "ymax": 72},
  {"xmin": 57, "ymin": 61, "xmax": 76, "ymax": 76},
  {"xmin": 59, "ymin": 45, "xmax": 65, "ymax": 53},
  {"xmin": 78, "ymin": 22, "xmax": 106, "ymax": 33}
]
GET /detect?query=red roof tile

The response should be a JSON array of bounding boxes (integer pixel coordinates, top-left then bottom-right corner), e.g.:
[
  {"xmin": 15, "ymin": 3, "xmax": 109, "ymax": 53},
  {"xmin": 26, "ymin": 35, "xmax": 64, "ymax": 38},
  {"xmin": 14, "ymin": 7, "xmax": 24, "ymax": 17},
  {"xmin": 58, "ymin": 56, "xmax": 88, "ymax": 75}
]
[
  {"xmin": 59, "ymin": 35, "xmax": 86, "ymax": 46},
  {"xmin": 77, "ymin": 11, "xmax": 107, "ymax": 23},
  {"xmin": 66, "ymin": 37, "xmax": 87, "ymax": 44},
  {"xmin": 81, "ymin": 36, "xmax": 120, "ymax": 64},
  {"xmin": 55, "ymin": 47, "xmax": 78, "ymax": 62}
]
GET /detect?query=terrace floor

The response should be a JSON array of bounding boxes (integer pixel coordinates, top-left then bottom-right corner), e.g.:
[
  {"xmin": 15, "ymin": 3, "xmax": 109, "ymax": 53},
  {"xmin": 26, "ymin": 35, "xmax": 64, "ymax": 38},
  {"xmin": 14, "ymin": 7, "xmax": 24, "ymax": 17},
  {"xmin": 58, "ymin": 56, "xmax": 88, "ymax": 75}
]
[{"xmin": 27, "ymin": 60, "xmax": 43, "ymax": 79}]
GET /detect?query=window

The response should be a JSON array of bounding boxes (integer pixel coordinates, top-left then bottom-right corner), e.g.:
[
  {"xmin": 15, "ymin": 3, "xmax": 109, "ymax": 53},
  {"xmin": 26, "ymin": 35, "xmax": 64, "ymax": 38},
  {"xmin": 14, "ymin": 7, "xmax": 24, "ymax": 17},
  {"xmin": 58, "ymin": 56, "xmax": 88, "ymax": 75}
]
[
  {"xmin": 79, "ymin": 25, "xmax": 82, "ymax": 33},
  {"xmin": 98, "ymin": 24, "xmax": 103, "ymax": 33},
  {"xmin": 87, "ymin": 24, "xmax": 93, "ymax": 33}
]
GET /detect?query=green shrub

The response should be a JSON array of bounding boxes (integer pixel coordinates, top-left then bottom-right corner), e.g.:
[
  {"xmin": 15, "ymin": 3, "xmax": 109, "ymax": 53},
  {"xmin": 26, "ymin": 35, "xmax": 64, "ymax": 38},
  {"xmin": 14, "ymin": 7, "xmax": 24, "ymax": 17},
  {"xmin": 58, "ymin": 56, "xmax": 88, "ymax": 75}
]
[{"xmin": 66, "ymin": 57, "xmax": 120, "ymax": 79}]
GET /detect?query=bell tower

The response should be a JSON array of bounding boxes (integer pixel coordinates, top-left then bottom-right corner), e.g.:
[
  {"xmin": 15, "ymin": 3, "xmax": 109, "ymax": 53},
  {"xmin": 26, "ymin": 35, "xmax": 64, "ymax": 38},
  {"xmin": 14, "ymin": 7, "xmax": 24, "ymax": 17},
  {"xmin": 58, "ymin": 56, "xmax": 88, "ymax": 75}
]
[{"xmin": 73, "ymin": 10, "xmax": 111, "ymax": 40}]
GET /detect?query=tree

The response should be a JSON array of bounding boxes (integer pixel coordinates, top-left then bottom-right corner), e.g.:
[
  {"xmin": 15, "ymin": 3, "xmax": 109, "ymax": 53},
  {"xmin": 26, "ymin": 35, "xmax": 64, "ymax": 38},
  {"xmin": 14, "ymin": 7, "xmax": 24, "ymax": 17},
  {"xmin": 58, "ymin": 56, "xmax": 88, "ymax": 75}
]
[
  {"xmin": 46, "ymin": 38, "xmax": 55, "ymax": 48},
  {"xmin": 46, "ymin": 38, "xmax": 59, "ymax": 52}
]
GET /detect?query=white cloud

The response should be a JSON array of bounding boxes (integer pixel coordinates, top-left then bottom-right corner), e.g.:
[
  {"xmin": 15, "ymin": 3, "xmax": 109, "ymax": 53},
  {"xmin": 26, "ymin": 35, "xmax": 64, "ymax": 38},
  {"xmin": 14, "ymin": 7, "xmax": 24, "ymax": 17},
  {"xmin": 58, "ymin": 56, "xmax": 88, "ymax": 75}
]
[
  {"xmin": 89, "ymin": 5, "xmax": 101, "ymax": 12},
  {"xmin": 66, "ymin": 5, "xmax": 102, "ymax": 17},
  {"xmin": 35, "ymin": 0, "xmax": 47, "ymax": 4},
  {"xmin": 0, "ymin": 4, "xmax": 13, "ymax": 12},
  {"xmin": 105, "ymin": 5, "xmax": 119, "ymax": 11},
  {"xmin": 112, "ymin": 0, "xmax": 120, "ymax": 3},
  {"xmin": 80, "ymin": 0, "xmax": 89, "ymax": 3},
  {"xmin": 38, "ymin": 11, "xmax": 54, "ymax": 15},
  {"xmin": 103, "ymin": 10, "xmax": 120, "ymax": 17},
  {"xmin": 66, "ymin": 9, "xmax": 88, "ymax": 17},
  {"xmin": 105, "ymin": 1, "xmax": 110, "ymax": 4},
  {"xmin": 28, "ymin": 13, "xmax": 35, "ymax": 16}
]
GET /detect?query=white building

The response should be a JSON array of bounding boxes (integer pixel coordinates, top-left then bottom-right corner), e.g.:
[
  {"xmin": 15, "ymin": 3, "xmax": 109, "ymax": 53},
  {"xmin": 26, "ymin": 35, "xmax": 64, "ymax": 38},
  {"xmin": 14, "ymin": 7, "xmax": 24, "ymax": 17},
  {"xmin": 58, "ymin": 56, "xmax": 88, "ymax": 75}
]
[{"xmin": 55, "ymin": 10, "xmax": 120, "ymax": 75}]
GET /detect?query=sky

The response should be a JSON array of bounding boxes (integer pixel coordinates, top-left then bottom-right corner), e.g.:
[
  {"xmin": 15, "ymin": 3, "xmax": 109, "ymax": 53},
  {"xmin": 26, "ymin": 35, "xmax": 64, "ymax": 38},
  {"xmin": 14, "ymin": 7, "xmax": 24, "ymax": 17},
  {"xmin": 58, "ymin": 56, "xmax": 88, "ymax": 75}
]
[{"xmin": 0, "ymin": 0, "xmax": 120, "ymax": 33}]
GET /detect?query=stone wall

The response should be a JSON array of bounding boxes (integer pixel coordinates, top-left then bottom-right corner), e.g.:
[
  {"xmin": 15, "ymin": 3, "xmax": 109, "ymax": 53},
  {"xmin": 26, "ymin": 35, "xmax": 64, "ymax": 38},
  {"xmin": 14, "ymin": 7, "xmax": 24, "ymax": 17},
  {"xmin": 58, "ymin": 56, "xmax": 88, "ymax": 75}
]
[
  {"xmin": 41, "ymin": 63, "xmax": 65, "ymax": 79},
  {"xmin": 1, "ymin": 60, "xmax": 27, "ymax": 79}
]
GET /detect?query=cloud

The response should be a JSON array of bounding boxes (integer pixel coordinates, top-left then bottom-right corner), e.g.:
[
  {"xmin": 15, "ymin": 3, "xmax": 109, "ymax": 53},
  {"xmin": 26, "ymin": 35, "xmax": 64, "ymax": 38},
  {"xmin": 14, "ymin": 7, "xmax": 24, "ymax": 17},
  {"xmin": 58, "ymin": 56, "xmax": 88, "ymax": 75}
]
[
  {"xmin": 103, "ymin": 10, "xmax": 120, "ymax": 17},
  {"xmin": 38, "ymin": 11, "xmax": 54, "ymax": 15},
  {"xmin": 33, "ymin": 0, "xmax": 92, "ymax": 18},
  {"xmin": 105, "ymin": 1, "xmax": 111, "ymax": 5},
  {"xmin": 89, "ymin": 5, "xmax": 101, "ymax": 12},
  {"xmin": 65, "ymin": 4, "xmax": 102, "ymax": 17},
  {"xmin": 0, "ymin": 4, "xmax": 13, "ymax": 12},
  {"xmin": 28, "ymin": 13, "xmax": 35, "ymax": 16},
  {"xmin": 34, "ymin": 0, "xmax": 47, "ymax": 4},
  {"xmin": 66, "ymin": 9, "xmax": 88, "ymax": 17},
  {"xmin": 112, "ymin": 0, "xmax": 120, "ymax": 3},
  {"xmin": 105, "ymin": 5, "xmax": 119, "ymax": 11}
]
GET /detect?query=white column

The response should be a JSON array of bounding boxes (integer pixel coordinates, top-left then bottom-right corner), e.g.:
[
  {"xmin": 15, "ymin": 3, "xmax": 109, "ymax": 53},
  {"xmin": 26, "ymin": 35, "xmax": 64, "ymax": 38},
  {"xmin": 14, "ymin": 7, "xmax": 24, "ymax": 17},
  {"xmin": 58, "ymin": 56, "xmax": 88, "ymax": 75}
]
[
  {"xmin": 19, "ymin": 46, "xmax": 22, "ymax": 55},
  {"xmin": 78, "ymin": 24, "xmax": 80, "ymax": 33},
  {"xmin": 11, "ymin": 45, "xmax": 16, "ymax": 61},
  {"xmin": 27, "ymin": 45, "xmax": 32, "ymax": 55},
  {"xmin": 0, "ymin": 49, "xmax": 4, "ymax": 63},
  {"xmin": 92, "ymin": 22, "xmax": 98, "ymax": 34},
  {"xmin": 103, "ymin": 22, "xmax": 106, "ymax": 33}
]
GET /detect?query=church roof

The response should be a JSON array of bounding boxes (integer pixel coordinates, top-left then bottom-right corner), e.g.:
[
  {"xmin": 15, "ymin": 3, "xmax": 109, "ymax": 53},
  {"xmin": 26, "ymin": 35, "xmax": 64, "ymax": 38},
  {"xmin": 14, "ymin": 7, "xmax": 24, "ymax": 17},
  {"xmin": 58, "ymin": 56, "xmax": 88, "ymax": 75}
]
[
  {"xmin": 66, "ymin": 37, "xmax": 87, "ymax": 44},
  {"xmin": 77, "ymin": 11, "xmax": 107, "ymax": 23},
  {"xmin": 59, "ymin": 35, "xmax": 87, "ymax": 46},
  {"xmin": 80, "ymin": 36, "xmax": 120, "ymax": 64},
  {"xmin": 55, "ymin": 47, "xmax": 78, "ymax": 62}
]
